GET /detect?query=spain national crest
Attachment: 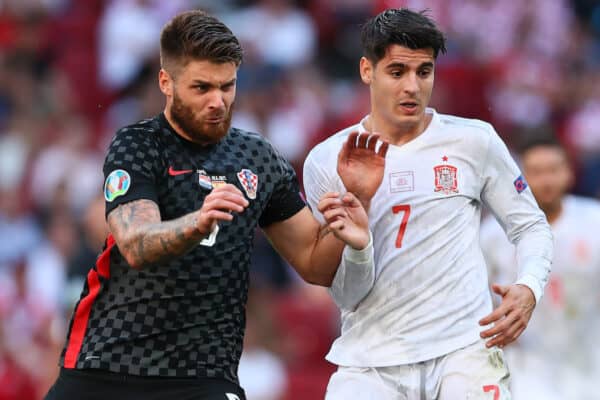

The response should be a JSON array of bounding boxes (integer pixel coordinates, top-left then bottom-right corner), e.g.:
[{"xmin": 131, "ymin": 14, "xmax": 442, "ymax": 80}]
[
  {"xmin": 237, "ymin": 168, "xmax": 258, "ymax": 199},
  {"xmin": 434, "ymin": 163, "xmax": 458, "ymax": 194}
]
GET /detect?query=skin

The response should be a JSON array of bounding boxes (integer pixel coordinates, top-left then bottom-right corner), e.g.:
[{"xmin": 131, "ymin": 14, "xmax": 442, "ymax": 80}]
[
  {"xmin": 357, "ymin": 44, "xmax": 537, "ymax": 348},
  {"xmin": 521, "ymin": 145, "xmax": 573, "ymax": 224},
  {"xmin": 109, "ymin": 58, "xmax": 386, "ymax": 286},
  {"xmin": 359, "ymin": 45, "xmax": 435, "ymax": 145}
]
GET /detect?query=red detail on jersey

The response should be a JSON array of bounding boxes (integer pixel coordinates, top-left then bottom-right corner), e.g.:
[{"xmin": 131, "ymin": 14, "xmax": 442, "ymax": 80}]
[
  {"xmin": 442, "ymin": 155, "xmax": 448, "ymax": 162},
  {"xmin": 434, "ymin": 164, "xmax": 458, "ymax": 194},
  {"xmin": 64, "ymin": 235, "xmax": 115, "ymax": 368},
  {"xmin": 483, "ymin": 384, "xmax": 500, "ymax": 400},
  {"xmin": 392, "ymin": 204, "xmax": 411, "ymax": 248},
  {"xmin": 168, "ymin": 166, "xmax": 194, "ymax": 176}
]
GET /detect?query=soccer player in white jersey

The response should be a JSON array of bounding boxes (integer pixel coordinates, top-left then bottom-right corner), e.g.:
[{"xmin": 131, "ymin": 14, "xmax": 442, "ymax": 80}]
[
  {"xmin": 480, "ymin": 137, "xmax": 600, "ymax": 400},
  {"xmin": 303, "ymin": 8, "xmax": 554, "ymax": 400}
]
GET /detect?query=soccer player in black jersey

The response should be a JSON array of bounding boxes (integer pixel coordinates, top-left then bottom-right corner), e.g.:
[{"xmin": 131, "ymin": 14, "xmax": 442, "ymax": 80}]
[{"xmin": 44, "ymin": 10, "xmax": 387, "ymax": 400}]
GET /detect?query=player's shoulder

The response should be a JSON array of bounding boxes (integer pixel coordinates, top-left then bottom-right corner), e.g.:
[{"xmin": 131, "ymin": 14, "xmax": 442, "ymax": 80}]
[
  {"xmin": 228, "ymin": 126, "xmax": 281, "ymax": 159},
  {"xmin": 436, "ymin": 111, "xmax": 502, "ymax": 155},
  {"xmin": 306, "ymin": 123, "xmax": 360, "ymax": 165},
  {"xmin": 564, "ymin": 195, "xmax": 600, "ymax": 220},
  {"xmin": 111, "ymin": 115, "xmax": 162, "ymax": 147},
  {"xmin": 437, "ymin": 112, "xmax": 496, "ymax": 137}
]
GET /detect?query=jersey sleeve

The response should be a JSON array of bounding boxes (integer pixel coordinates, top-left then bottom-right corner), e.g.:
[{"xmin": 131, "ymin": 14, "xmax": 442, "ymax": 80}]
[
  {"xmin": 303, "ymin": 146, "xmax": 375, "ymax": 311},
  {"xmin": 258, "ymin": 147, "xmax": 306, "ymax": 227},
  {"xmin": 480, "ymin": 128, "xmax": 553, "ymax": 303},
  {"xmin": 103, "ymin": 127, "xmax": 162, "ymax": 218}
]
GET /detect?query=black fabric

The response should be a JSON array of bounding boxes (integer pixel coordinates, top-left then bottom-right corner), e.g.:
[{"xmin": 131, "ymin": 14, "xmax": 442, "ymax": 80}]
[
  {"xmin": 45, "ymin": 368, "xmax": 246, "ymax": 400},
  {"xmin": 59, "ymin": 113, "xmax": 305, "ymax": 383}
]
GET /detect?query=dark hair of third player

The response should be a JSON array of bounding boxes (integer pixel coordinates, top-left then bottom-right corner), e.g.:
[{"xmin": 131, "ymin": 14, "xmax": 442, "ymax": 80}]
[
  {"xmin": 360, "ymin": 8, "xmax": 447, "ymax": 64},
  {"xmin": 159, "ymin": 10, "xmax": 243, "ymax": 74}
]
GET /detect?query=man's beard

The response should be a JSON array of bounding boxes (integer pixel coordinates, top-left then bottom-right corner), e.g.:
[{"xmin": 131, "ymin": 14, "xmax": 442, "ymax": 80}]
[{"xmin": 170, "ymin": 92, "xmax": 233, "ymax": 145}]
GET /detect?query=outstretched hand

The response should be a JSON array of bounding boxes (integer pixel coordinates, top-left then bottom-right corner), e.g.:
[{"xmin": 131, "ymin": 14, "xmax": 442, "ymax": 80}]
[
  {"xmin": 318, "ymin": 191, "xmax": 369, "ymax": 250},
  {"xmin": 479, "ymin": 283, "xmax": 536, "ymax": 348},
  {"xmin": 337, "ymin": 132, "xmax": 389, "ymax": 210}
]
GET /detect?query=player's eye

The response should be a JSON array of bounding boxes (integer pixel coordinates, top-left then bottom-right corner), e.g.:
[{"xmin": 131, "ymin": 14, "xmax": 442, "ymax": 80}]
[
  {"xmin": 195, "ymin": 84, "xmax": 210, "ymax": 92},
  {"xmin": 391, "ymin": 70, "xmax": 402, "ymax": 78},
  {"xmin": 418, "ymin": 69, "xmax": 432, "ymax": 78}
]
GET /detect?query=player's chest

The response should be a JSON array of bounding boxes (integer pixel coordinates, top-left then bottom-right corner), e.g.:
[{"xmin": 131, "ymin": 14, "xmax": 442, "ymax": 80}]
[
  {"xmin": 157, "ymin": 154, "xmax": 270, "ymax": 222},
  {"xmin": 376, "ymin": 149, "xmax": 482, "ymax": 203}
]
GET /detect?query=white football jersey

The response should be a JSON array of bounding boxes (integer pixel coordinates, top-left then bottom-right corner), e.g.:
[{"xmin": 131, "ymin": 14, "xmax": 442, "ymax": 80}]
[
  {"xmin": 303, "ymin": 108, "xmax": 553, "ymax": 366},
  {"xmin": 481, "ymin": 195, "xmax": 600, "ymax": 375}
]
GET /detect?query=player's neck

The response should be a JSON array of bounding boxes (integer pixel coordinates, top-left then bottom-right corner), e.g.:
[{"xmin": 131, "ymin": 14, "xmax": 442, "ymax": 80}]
[
  {"xmin": 364, "ymin": 112, "xmax": 432, "ymax": 146},
  {"xmin": 543, "ymin": 200, "xmax": 563, "ymax": 225}
]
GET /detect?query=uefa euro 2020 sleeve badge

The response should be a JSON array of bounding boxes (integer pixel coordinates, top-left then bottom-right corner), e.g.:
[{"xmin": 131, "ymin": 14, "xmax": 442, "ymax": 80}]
[
  {"xmin": 433, "ymin": 156, "xmax": 458, "ymax": 194},
  {"xmin": 237, "ymin": 169, "xmax": 258, "ymax": 199}
]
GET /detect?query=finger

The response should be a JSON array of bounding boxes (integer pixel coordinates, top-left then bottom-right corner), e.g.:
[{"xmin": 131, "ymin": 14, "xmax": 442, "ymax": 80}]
[
  {"xmin": 213, "ymin": 183, "xmax": 245, "ymax": 196},
  {"xmin": 502, "ymin": 317, "xmax": 525, "ymax": 342},
  {"xmin": 204, "ymin": 199, "xmax": 247, "ymax": 213},
  {"xmin": 341, "ymin": 192, "xmax": 361, "ymax": 208},
  {"xmin": 357, "ymin": 133, "xmax": 369, "ymax": 148},
  {"xmin": 479, "ymin": 302, "xmax": 511, "ymax": 326},
  {"xmin": 323, "ymin": 208, "xmax": 348, "ymax": 222},
  {"xmin": 207, "ymin": 192, "xmax": 249, "ymax": 208},
  {"xmin": 480, "ymin": 311, "xmax": 518, "ymax": 338},
  {"xmin": 320, "ymin": 192, "xmax": 341, "ymax": 200},
  {"xmin": 204, "ymin": 210, "xmax": 234, "ymax": 222},
  {"xmin": 377, "ymin": 141, "xmax": 389, "ymax": 158},
  {"xmin": 485, "ymin": 333, "xmax": 507, "ymax": 348},
  {"xmin": 318, "ymin": 197, "xmax": 343, "ymax": 213},
  {"xmin": 329, "ymin": 219, "xmax": 344, "ymax": 231},
  {"xmin": 367, "ymin": 134, "xmax": 379, "ymax": 151},
  {"xmin": 347, "ymin": 131, "xmax": 359, "ymax": 150},
  {"xmin": 492, "ymin": 283, "xmax": 510, "ymax": 297}
]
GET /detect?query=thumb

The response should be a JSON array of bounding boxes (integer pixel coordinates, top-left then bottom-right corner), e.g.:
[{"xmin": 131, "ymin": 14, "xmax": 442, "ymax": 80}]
[
  {"xmin": 491, "ymin": 283, "xmax": 509, "ymax": 297},
  {"xmin": 341, "ymin": 192, "xmax": 361, "ymax": 208}
]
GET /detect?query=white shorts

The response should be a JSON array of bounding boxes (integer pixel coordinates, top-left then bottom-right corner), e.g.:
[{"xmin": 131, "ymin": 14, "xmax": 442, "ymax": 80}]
[{"xmin": 326, "ymin": 340, "xmax": 510, "ymax": 400}]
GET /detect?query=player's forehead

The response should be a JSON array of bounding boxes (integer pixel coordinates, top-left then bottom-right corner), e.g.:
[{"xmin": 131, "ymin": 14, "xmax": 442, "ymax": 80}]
[
  {"xmin": 178, "ymin": 59, "xmax": 238, "ymax": 85},
  {"xmin": 522, "ymin": 145, "xmax": 567, "ymax": 167},
  {"xmin": 378, "ymin": 45, "xmax": 435, "ymax": 68}
]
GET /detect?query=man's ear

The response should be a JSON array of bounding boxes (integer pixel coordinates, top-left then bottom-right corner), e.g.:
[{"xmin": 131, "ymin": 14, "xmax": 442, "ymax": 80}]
[
  {"xmin": 158, "ymin": 69, "xmax": 173, "ymax": 96},
  {"xmin": 360, "ymin": 57, "xmax": 373, "ymax": 85}
]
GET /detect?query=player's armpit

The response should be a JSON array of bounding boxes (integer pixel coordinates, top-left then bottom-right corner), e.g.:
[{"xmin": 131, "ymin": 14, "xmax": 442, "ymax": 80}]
[{"xmin": 108, "ymin": 199, "xmax": 204, "ymax": 269}]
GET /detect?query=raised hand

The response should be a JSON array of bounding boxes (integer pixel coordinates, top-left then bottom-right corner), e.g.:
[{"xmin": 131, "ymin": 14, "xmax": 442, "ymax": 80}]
[
  {"xmin": 196, "ymin": 184, "xmax": 249, "ymax": 236},
  {"xmin": 318, "ymin": 191, "xmax": 369, "ymax": 250},
  {"xmin": 479, "ymin": 283, "xmax": 536, "ymax": 348},
  {"xmin": 337, "ymin": 132, "xmax": 389, "ymax": 210}
]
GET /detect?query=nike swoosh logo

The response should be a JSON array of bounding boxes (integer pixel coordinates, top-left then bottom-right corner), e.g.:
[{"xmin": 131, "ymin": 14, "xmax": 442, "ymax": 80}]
[{"xmin": 168, "ymin": 167, "xmax": 194, "ymax": 176}]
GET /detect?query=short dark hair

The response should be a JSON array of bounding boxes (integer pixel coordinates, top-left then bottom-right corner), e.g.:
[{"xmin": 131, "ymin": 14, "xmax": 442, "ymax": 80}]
[
  {"xmin": 360, "ymin": 8, "xmax": 446, "ymax": 65},
  {"xmin": 160, "ymin": 10, "xmax": 243, "ymax": 74},
  {"xmin": 518, "ymin": 134, "xmax": 564, "ymax": 157}
]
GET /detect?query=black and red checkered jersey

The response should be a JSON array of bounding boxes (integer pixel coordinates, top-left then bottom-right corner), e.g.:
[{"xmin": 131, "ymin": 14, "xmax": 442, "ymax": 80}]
[{"xmin": 59, "ymin": 113, "xmax": 305, "ymax": 383}]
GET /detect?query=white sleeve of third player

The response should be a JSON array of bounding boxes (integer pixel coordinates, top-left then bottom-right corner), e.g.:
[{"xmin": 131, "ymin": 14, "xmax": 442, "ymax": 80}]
[
  {"xmin": 479, "ymin": 128, "xmax": 553, "ymax": 303},
  {"xmin": 303, "ymin": 148, "xmax": 375, "ymax": 311}
]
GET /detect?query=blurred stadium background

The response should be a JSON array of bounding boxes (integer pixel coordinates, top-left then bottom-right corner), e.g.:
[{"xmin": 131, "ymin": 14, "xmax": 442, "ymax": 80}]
[{"xmin": 0, "ymin": 0, "xmax": 598, "ymax": 399}]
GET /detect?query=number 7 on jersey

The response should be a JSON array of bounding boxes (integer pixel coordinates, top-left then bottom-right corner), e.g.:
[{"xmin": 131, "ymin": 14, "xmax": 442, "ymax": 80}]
[{"xmin": 392, "ymin": 204, "xmax": 411, "ymax": 248}]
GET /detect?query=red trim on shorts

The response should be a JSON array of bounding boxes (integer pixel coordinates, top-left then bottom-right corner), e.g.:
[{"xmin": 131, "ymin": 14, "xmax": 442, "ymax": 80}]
[{"xmin": 63, "ymin": 234, "xmax": 115, "ymax": 368}]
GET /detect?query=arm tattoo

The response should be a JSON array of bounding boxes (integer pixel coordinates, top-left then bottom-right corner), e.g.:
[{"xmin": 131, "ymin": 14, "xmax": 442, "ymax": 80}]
[{"xmin": 108, "ymin": 200, "xmax": 204, "ymax": 268}]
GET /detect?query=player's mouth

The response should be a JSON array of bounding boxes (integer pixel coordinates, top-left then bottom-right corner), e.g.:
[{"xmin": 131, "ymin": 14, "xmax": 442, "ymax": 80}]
[
  {"xmin": 398, "ymin": 101, "xmax": 419, "ymax": 114},
  {"xmin": 205, "ymin": 116, "xmax": 224, "ymax": 124}
]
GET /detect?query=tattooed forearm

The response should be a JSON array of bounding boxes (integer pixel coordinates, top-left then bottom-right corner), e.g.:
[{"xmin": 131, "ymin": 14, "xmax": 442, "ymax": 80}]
[{"xmin": 108, "ymin": 200, "xmax": 205, "ymax": 269}]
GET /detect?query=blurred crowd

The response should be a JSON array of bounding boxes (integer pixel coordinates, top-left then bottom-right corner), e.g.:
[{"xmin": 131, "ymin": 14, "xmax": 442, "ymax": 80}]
[{"xmin": 0, "ymin": 0, "xmax": 599, "ymax": 399}]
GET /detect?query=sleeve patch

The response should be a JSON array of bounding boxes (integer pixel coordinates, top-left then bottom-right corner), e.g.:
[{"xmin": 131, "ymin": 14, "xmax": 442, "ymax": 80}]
[
  {"xmin": 104, "ymin": 169, "xmax": 131, "ymax": 202},
  {"xmin": 513, "ymin": 175, "xmax": 528, "ymax": 194}
]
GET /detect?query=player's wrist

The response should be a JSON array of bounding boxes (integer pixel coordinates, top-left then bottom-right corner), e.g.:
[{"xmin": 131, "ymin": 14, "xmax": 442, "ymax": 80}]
[{"xmin": 345, "ymin": 231, "xmax": 373, "ymax": 263}]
